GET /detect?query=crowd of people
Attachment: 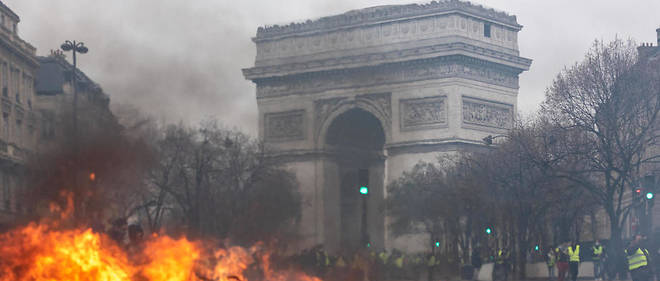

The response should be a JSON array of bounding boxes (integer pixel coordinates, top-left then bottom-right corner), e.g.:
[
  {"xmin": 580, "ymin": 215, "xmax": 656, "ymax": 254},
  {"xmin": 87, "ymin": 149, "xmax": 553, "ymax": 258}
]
[
  {"xmin": 97, "ymin": 219, "xmax": 659, "ymax": 281},
  {"xmin": 286, "ymin": 246, "xmax": 451, "ymax": 281},
  {"xmin": 543, "ymin": 235, "xmax": 655, "ymax": 281}
]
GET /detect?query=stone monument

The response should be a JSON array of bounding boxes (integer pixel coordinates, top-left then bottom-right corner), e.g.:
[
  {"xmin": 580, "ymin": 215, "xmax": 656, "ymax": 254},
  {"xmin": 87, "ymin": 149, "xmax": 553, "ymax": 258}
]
[{"xmin": 243, "ymin": 0, "xmax": 531, "ymax": 252}]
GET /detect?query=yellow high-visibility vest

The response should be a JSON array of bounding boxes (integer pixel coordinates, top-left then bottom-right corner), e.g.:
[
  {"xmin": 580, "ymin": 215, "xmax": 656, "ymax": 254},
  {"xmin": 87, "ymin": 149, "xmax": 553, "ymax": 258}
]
[
  {"xmin": 379, "ymin": 252, "xmax": 390, "ymax": 264},
  {"xmin": 626, "ymin": 248, "xmax": 648, "ymax": 270},
  {"xmin": 395, "ymin": 256, "xmax": 404, "ymax": 268},
  {"xmin": 496, "ymin": 250, "xmax": 506, "ymax": 264},
  {"xmin": 593, "ymin": 245, "xmax": 603, "ymax": 260},
  {"xmin": 336, "ymin": 256, "xmax": 346, "ymax": 267},
  {"xmin": 547, "ymin": 252, "xmax": 556, "ymax": 266},
  {"xmin": 427, "ymin": 255, "xmax": 436, "ymax": 266},
  {"xmin": 568, "ymin": 245, "xmax": 580, "ymax": 262}
]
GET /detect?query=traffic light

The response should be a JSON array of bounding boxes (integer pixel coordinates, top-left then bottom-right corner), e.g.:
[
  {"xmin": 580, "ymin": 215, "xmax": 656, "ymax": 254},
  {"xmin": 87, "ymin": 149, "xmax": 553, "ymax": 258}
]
[
  {"xmin": 534, "ymin": 245, "xmax": 539, "ymax": 251},
  {"xmin": 644, "ymin": 176, "xmax": 655, "ymax": 200},
  {"xmin": 435, "ymin": 241, "xmax": 440, "ymax": 247},
  {"xmin": 358, "ymin": 169, "xmax": 369, "ymax": 196},
  {"xmin": 485, "ymin": 227, "xmax": 492, "ymax": 235},
  {"xmin": 366, "ymin": 242, "xmax": 371, "ymax": 248}
]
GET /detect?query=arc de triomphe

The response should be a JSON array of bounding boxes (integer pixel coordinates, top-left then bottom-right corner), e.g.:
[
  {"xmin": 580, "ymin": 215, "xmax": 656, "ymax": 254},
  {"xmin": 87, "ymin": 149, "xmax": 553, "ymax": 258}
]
[{"xmin": 243, "ymin": 0, "xmax": 531, "ymax": 253}]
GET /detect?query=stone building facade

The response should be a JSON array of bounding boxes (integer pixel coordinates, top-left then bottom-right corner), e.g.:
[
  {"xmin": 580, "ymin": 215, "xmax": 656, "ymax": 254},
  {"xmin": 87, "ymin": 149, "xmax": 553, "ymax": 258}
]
[
  {"xmin": 244, "ymin": 0, "xmax": 531, "ymax": 253},
  {"xmin": 35, "ymin": 52, "xmax": 119, "ymax": 147},
  {"xmin": 0, "ymin": 1, "xmax": 39, "ymax": 228},
  {"xmin": 634, "ymin": 28, "xmax": 660, "ymax": 238}
]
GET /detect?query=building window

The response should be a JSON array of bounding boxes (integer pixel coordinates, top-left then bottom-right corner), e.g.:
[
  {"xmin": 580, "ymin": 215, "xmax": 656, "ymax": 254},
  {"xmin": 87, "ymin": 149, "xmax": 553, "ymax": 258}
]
[
  {"xmin": 41, "ymin": 111, "xmax": 55, "ymax": 139},
  {"xmin": 1, "ymin": 63, "xmax": 7, "ymax": 96},
  {"xmin": 484, "ymin": 23, "xmax": 491, "ymax": 38},
  {"xmin": 3, "ymin": 112, "xmax": 9, "ymax": 139},
  {"xmin": 10, "ymin": 68, "xmax": 18, "ymax": 100},
  {"xmin": 15, "ymin": 119, "xmax": 21, "ymax": 142},
  {"xmin": 2, "ymin": 173, "xmax": 9, "ymax": 211}
]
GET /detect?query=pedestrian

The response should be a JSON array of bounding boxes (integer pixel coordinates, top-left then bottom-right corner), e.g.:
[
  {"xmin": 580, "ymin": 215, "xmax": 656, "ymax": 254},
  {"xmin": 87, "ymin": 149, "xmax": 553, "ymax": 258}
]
[
  {"xmin": 568, "ymin": 241, "xmax": 581, "ymax": 281},
  {"xmin": 547, "ymin": 247, "xmax": 557, "ymax": 281},
  {"xmin": 127, "ymin": 224, "xmax": 144, "ymax": 249},
  {"xmin": 126, "ymin": 224, "xmax": 146, "ymax": 265},
  {"xmin": 472, "ymin": 247, "xmax": 483, "ymax": 281},
  {"xmin": 626, "ymin": 235, "xmax": 652, "ymax": 281},
  {"xmin": 378, "ymin": 249, "xmax": 390, "ymax": 280},
  {"xmin": 593, "ymin": 240, "xmax": 604, "ymax": 281},
  {"xmin": 493, "ymin": 248, "xmax": 509, "ymax": 281},
  {"xmin": 107, "ymin": 217, "xmax": 127, "ymax": 245},
  {"xmin": 557, "ymin": 243, "xmax": 570, "ymax": 281}
]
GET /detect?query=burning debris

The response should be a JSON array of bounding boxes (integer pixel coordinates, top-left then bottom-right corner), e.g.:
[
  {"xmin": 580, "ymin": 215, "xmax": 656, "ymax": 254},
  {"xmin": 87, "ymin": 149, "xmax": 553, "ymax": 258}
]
[{"xmin": 0, "ymin": 192, "xmax": 322, "ymax": 281}]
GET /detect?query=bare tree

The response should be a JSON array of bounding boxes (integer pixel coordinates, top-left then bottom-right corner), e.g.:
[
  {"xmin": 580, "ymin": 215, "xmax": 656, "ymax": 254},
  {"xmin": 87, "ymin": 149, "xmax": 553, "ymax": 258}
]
[
  {"xmin": 146, "ymin": 120, "xmax": 301, "ymax": 245},
  {"xmin": 542, "ymin": 38, "xmax": 660, "ymax": 274}
]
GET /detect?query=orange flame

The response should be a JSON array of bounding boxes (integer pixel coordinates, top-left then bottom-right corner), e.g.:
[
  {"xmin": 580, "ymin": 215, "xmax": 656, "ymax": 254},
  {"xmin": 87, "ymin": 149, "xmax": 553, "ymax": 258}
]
[{"xmin": 0, "ymin": 220, "xmax": 322, "ymax": 281}]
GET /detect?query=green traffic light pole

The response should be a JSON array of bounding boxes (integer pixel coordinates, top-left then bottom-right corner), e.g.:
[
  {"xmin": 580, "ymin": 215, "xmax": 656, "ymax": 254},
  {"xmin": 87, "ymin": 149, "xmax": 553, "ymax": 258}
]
[{"xmin": 361, "ymin": 185, "xmax": 369, "ymax": 248}]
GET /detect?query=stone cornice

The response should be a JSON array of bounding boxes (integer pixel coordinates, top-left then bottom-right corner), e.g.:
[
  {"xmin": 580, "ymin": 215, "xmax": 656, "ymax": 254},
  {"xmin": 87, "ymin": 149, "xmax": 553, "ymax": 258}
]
[
  {"xmin": 254, "ymin": 55, "xmax": 522, "ymax": 98},
  {"xmin": 243, "ymin": 41, "xmax": 531, "ymax": 80},
  {"xmin": 264, "ymin": 138, "xmax": 492, "ymax": 162},
  {"xmin": 255, "ymin": 0, "xmax": 520, "ymax": 41},
  {"xmin": 385, "ymin": 138, "xmax": 492, "ymax": 156},
  {"xmin": 266, "ymin": 148, "xmax": 386, "ymax": 163},
  {"xmin": 0, "ymin": 30, "xmax": 38, "ymax": 68},
  {"xmin": 0, "ymin": 1, "xmax": 19, "ymax": 22}
]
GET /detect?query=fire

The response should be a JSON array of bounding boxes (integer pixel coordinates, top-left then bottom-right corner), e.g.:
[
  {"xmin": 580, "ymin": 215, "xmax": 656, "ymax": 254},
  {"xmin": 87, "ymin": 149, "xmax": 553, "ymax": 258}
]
[
  {"xmin": 0, "ymin": 224, "xmax": 134, "ymax": 281},
  {"xmin": 0, "ymin": 222, "xmax": 322, "ymax": 281}
]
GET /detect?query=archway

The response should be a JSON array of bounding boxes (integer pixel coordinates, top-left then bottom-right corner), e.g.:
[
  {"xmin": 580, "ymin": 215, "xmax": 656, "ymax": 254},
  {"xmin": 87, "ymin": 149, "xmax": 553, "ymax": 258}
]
[{"xmin": 324, "ymin": 108, "xmax": 386, "ymax": 252}]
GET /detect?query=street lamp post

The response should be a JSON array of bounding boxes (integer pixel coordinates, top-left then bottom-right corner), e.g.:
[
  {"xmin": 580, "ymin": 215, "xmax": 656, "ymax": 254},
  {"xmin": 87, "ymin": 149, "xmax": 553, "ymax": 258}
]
[
  {"xmin": 60, "ymin": 40, "xmax": 88, "ymax": 223},
  {"xmin": 60, "ymin": 40, "xmax": 88, "ymax": 147}
]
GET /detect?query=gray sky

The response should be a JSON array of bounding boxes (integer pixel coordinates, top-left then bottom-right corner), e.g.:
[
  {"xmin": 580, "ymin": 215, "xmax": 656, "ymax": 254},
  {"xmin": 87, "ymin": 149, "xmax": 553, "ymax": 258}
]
[{"xmin": 6, "ymin": 0, "xmax": 660, "ymax": 135}]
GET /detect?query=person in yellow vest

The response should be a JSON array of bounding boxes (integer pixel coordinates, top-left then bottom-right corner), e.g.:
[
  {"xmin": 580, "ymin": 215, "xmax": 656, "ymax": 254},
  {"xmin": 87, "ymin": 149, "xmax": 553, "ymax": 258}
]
[
  {"xmin": 336, "ymin": 255, "xmax": 347, "ymax": 268},
  {"xmin": 556, "ymin": 244, "xmax": 570, "ymax": 281},
  {"xmin": 315, "ymin": 247, "xmax": 330, "ymax": 277},
  {"xmin": 546, "ymin": 246, "xmax": 557, "ymax": 281},
  {"xmin": 393, "ymin": 252, "xmax": 405, "ymax": 280},
  {"xmin": 592, "ymin": 240, "xmax": 604, "ymax": 281},
  {"xmin": 427, "ymin": 252, "xmax": 438, "ymax": 281},
  {"xmin": 378, "ymin": 249, "xmax": 390, "ymax": 280},
  {"xmin": 567, "ymin": 241, "xmax": 580, "ymax": 281},
  {"xmin": 493, "ymin": 248, "xmax": 509, "ymax": 281},
  {"xmin": 626, "ymin": 236, "xmax": 652, "ymax": 281}
]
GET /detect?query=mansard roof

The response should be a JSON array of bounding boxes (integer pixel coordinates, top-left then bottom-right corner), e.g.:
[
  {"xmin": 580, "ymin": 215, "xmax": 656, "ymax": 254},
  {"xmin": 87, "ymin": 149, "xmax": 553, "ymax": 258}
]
[
  {"xmin": 255, "ymin": 0, "xmax": 520, "ymax": 41},
  {"xmin": 36, "ymin": 55, "xmax": 104, "ymax": 96}
]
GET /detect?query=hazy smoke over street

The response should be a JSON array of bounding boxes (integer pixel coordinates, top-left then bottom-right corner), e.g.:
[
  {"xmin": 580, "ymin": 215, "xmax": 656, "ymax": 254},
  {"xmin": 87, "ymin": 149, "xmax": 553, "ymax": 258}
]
[{"xmin": 5, "ymin": 0, "xmax": 659, "ymax": 134}]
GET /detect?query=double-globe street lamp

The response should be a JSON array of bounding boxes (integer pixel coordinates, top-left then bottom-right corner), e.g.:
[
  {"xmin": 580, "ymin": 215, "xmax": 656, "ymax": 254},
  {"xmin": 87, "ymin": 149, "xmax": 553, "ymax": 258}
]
[
  {"xmin": 60, "ymin": 40, "xmax": 88, "ymax": 145},
  {"xmin": 60, "ymin": 40, "xmax": 88, "ymax": 222}
]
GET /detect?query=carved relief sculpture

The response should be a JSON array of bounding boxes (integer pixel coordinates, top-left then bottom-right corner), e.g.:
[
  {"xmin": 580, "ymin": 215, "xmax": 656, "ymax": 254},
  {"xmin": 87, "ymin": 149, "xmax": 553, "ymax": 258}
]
[
  {"xmin": 462, "ymin": 97, "xmax": 513, "ymax": 129},
  {"xmin": 400, "ymin": 96, "xmax": 447, "ymax": 130},
  {"xmin": 265, "ymin": 110, "xmax": 305, "ymax": 141}
]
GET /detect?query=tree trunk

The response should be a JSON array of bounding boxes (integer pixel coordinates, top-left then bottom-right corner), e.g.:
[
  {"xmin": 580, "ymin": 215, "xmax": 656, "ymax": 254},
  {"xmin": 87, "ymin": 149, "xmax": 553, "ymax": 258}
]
[{"xmin": 607, "ymin": 210, "xmax": 626, "ymax": 280}]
